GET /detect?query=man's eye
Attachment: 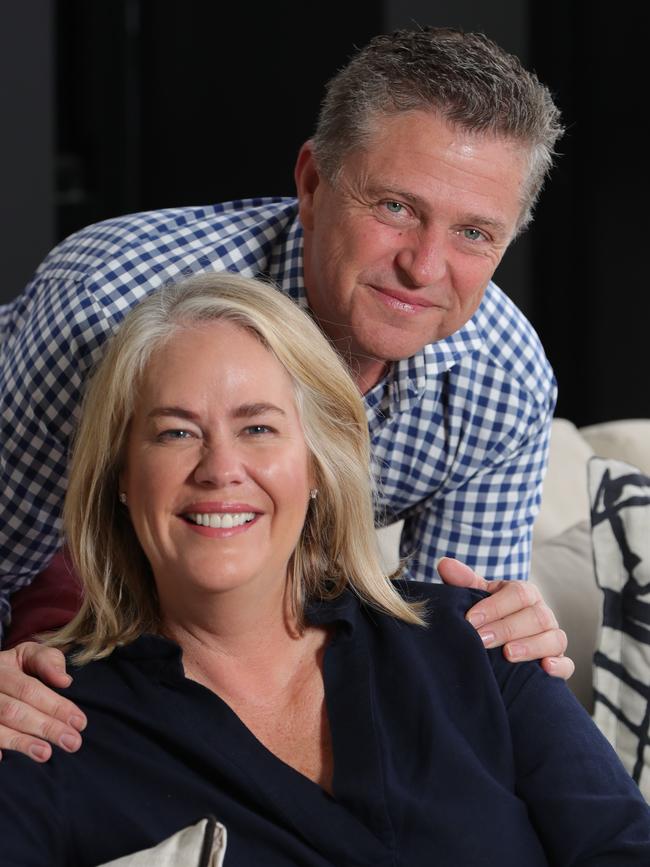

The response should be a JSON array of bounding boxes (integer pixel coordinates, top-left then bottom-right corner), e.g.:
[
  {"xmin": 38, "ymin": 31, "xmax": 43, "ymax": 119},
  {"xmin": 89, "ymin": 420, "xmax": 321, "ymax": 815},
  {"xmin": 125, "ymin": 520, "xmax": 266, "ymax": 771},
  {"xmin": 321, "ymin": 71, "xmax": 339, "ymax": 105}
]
[
  {"xmin": 384, "ymin": 201, "xmax": 404, "ymax": 214},
  {"xmin": 462, "ymin": 228, "xmax": 485, "ymax": 242}
]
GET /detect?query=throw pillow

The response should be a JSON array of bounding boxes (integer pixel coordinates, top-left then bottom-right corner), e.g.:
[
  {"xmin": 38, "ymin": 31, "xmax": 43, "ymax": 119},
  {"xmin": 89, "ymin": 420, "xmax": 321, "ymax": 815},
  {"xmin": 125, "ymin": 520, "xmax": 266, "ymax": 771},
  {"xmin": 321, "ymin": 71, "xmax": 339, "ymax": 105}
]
[
  {"xmin": 589, "ymin": 457, "xmax": 650, "ymax": 801},
  {"xmin": 97, "ymin": 816, "xmax": 227, "ymax": 866}
]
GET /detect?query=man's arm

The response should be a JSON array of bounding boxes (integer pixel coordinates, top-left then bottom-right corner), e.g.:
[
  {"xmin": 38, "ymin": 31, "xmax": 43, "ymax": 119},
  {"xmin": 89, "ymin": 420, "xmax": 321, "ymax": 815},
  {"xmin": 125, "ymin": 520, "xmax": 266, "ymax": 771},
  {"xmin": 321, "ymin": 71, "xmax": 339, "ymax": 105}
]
[
  {"xmin": 397, "ymin": 376, "xmax": 574, "ymax": 677},
  {"xmin": 0, "ymin": 274, "xmax": 111, "ymax": 641}
]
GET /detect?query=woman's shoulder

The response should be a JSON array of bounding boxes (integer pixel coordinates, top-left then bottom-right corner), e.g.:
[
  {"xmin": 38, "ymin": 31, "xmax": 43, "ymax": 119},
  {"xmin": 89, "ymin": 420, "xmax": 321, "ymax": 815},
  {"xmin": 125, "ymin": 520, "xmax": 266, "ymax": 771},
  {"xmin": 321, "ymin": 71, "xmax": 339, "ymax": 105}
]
[
  {"xmin": 354, "ymin": 579, "xmax": 493, "ymax": 665},
  {"xmin": 392, "ymin": 578, "xmax": 489, "ymax": 612},
  {"xmin": 61, "ymin": 634, "xmax": 183, "ymax": 702},
  {"xmin": 390, "ymin": 578, "xmax": 491, "ymax": 638}
]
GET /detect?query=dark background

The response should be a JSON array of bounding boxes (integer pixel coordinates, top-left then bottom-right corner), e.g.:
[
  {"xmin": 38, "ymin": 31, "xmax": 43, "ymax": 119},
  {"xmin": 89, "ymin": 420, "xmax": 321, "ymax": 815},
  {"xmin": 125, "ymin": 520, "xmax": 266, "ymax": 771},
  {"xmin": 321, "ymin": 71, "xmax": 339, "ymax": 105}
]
[{"xmin": 1, "ymin": 1, "xmax": 647, "ymax": 426}]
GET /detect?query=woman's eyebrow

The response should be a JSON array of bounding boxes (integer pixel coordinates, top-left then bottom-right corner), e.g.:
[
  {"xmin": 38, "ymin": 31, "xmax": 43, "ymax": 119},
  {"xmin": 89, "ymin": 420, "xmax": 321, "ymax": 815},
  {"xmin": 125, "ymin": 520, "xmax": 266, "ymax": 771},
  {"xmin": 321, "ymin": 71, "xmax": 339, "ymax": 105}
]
[
  {"xmin": 146, "ymin": 403, "xmax": 286, "ymax": 420},
  {"xmin": 232, "ymin": 403, "xmax": 286, "ymax": 419},
  {"xmin": 147, "ymin": 406, "xmax": 200, "ymax": 421}
]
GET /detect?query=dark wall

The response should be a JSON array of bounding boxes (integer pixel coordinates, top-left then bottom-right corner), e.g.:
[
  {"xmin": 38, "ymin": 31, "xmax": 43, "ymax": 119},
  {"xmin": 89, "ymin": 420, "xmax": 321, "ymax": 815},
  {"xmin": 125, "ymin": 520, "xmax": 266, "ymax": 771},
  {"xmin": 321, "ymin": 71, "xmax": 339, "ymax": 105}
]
[
  {"xmin": 55, "ymin": 1, "xmax": 381, "ymax": 239},
  {"xmin": 530, "ymin": 3, "xmax": 649, "ymax": 424},
  {"xmin": 0, "ymin": 0, "xmax": 55, "ymax": 299},
  {"xmin": 1, "ymin": 2, "xmax": 647, "ymax": 425}
]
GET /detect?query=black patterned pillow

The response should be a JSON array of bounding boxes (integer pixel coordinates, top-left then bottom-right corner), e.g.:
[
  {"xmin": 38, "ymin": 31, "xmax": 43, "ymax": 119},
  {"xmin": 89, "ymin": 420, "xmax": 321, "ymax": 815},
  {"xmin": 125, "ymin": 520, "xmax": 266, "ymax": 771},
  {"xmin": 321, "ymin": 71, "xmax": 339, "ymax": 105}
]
[{"xmin": 589, "ymin": 457, "xmax": 650, "ymax": 801}]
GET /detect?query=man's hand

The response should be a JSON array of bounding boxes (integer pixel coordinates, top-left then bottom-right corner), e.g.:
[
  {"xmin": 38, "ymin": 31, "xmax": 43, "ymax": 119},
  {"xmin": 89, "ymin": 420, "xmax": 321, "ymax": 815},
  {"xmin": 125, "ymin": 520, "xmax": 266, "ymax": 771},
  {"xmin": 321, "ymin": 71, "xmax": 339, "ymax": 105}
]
[
  {"xmin": 437, "ymin": 557, "xmax": 574, "ymax": 680},
  {"xmin": 0, "ymin": 642, "xmax": 86, "ymax": 762}
]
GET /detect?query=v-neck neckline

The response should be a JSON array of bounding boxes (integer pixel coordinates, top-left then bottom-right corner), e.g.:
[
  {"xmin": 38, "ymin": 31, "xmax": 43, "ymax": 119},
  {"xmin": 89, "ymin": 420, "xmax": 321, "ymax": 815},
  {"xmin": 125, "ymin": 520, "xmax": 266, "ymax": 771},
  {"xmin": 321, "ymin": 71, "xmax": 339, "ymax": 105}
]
[{"xmin": 137, "ymin": 594, "xmax": 396, "ymax": 863}]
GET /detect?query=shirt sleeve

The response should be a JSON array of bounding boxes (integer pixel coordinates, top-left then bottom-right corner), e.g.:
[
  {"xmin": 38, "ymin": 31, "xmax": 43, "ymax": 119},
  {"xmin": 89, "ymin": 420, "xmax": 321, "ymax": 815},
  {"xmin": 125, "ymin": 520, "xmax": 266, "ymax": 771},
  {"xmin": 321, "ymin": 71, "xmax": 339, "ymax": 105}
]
[
  {"xmin": 0, "ymin": 275, "xmax": 111, "ymax": 640},
  {"xmin": 398, "ymin": 387, "xmax": 554, "ymax": 583},
  {"xmin": 492, "ymin": 652, "xmax": 650, "ymax": 863}
]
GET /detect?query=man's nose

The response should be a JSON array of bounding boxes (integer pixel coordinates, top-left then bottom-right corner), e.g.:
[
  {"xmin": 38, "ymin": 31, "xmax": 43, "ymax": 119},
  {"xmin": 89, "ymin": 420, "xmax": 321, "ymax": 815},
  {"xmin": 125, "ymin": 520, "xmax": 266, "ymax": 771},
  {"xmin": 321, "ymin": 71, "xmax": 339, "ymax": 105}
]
[
  {"xmin": 395, "ymin": 228, "xmax": 448, "ymax": 287},
  {"xmin": 193, "ymin": 440, "xmax": 246, "ymax": 487}
]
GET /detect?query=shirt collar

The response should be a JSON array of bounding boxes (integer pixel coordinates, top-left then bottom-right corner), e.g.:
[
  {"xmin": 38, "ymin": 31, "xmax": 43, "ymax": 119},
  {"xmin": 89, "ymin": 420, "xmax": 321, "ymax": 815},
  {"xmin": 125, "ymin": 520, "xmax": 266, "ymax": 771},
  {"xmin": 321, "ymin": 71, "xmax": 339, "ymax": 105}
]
[
  {"xmin": 266, "ymin": 212, "xmax": 309, "ymax": 311},
  {"xmin": 304, "ymin": 588, "xmax": 361, "ymax": 636},
  {"xmin": 364, "ymin": 295, "xmax": 488, "ymax": 416},
  {"xmin": 94, "ymin": 589, "xmax": 362, "ymax": 674}
]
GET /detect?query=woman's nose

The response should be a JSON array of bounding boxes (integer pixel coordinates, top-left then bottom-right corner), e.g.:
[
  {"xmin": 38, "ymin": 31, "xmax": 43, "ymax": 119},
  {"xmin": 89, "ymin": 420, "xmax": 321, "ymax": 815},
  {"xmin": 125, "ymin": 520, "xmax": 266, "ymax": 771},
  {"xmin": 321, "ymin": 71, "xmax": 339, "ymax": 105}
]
[{"xmin": 192, "ymin": 441, "xmax": 246, "ymax": 487}]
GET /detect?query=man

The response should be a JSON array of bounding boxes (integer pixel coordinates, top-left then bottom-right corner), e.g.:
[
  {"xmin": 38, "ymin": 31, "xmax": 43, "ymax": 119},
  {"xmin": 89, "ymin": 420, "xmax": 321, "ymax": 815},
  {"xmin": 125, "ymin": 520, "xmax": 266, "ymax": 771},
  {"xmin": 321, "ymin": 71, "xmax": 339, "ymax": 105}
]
[{"xmin": 0, "ymin": 27, "xmax": 570, "ymax": 762}]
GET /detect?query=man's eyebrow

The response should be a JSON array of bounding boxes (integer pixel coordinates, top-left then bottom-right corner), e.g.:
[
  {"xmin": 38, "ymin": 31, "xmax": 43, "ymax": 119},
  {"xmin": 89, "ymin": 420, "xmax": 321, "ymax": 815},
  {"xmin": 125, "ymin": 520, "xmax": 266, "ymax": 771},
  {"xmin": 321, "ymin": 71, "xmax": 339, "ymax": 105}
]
[
  {"xmin": 147, "ymin": 403, "xmax": 286, "ymax": 420},
  {"xmin": 461, "ymin": 213, "xmax": 509, "ymax": 234}
]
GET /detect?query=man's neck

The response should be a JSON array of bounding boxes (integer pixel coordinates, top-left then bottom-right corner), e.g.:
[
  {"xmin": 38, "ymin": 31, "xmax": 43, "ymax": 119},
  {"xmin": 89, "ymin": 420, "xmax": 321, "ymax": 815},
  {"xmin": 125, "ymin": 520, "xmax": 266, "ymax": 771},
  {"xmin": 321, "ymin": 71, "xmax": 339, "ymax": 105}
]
[{"xmin": 350, "ymin": 355, "xmax": 391, "ymax": 395}]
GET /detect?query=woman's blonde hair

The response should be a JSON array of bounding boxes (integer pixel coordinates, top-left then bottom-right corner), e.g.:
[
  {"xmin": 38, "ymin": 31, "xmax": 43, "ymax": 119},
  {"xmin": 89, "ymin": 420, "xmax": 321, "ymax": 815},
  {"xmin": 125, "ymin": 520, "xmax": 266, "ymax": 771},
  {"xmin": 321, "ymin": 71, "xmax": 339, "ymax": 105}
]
[{"xmin": 50, "ymin": 272, "xmax": 423, "ymax": 662}]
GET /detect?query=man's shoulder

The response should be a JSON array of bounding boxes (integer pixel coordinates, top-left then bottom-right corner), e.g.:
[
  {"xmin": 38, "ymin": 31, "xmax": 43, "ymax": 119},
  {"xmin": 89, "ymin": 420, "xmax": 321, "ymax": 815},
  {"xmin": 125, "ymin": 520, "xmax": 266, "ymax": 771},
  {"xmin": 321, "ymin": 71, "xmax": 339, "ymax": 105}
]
[
  {"xmin": 34, "ymin": 197, "xmax": 299, "ymax": 286},
  {"xmin": 472, "ymin": 281, "xmax": 555, "ymax": 401}
]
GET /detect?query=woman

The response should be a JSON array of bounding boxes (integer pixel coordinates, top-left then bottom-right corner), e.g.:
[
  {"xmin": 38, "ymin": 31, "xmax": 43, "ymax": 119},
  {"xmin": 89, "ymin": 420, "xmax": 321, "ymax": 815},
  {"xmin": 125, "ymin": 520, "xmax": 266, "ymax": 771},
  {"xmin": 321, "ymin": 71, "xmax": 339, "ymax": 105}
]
[{"xmin": 0, "ymin": 273, "xmax": 647, "ymax": 866}]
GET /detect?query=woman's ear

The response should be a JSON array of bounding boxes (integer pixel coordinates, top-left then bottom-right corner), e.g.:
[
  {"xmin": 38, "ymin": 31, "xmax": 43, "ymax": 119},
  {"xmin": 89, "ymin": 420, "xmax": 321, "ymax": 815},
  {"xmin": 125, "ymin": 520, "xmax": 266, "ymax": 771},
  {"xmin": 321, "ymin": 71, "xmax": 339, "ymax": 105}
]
[{"xmin": 294, "ymin": 141, "xmax": 321, "ymax": 232}]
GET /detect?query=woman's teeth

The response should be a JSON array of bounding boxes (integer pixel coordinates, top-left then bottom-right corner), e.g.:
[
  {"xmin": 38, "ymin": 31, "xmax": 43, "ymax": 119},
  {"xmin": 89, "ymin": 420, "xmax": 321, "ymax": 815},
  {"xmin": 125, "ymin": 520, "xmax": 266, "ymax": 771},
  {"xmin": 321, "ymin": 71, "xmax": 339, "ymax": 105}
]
[{"xmin": 186, "ymin": 512, "xmax": 255, "ymax": 528}]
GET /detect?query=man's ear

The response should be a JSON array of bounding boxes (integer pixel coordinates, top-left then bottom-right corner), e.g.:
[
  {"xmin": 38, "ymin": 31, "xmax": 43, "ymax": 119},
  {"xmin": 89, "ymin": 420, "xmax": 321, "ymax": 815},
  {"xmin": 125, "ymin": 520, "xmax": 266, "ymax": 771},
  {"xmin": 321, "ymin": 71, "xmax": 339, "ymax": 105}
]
[{"xmin": 294, "ymin": 141, "xmax": 321, "ymax": 232}]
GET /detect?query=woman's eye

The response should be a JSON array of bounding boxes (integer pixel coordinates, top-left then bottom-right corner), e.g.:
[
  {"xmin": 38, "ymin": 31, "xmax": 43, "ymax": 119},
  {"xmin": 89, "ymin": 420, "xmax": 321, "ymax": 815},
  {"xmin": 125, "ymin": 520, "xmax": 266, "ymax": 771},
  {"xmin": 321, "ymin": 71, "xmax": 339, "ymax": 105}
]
[
  {"xmin": 158, "ymin": 429, "xmax": 193, "ymax": 441},
  {"xmin": 244, "ymin": 425, "xmax": 272, "ymax": 436}
]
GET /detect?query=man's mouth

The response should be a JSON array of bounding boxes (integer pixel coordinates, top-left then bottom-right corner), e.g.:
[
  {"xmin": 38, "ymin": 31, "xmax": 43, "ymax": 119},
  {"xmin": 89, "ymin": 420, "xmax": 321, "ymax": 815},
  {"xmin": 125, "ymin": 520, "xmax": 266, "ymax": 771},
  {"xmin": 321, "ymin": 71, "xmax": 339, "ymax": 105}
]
[{"xmin": 370, "ymin": 285, "xmax": 437, "ymax": 313}]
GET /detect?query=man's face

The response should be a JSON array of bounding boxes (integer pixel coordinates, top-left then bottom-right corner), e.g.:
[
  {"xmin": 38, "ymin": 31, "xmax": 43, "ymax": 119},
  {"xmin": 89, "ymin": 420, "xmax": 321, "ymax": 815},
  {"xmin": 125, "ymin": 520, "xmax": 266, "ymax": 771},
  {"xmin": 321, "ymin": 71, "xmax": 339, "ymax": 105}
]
[{"xmin": 295, "ymin": 110, "xmax": 528, "ymax": 390}]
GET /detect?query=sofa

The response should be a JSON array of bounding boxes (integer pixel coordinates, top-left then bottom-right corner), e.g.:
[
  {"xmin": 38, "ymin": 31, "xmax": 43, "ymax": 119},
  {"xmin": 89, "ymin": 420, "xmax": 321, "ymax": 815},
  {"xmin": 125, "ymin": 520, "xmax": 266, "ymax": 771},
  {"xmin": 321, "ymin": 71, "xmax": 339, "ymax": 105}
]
[
  {"xmin": 377, "ymin": 417, "xmax": 650, "ymax": 799},
  {"xmin": 530, "ymin": 418, "xmax": 650, "ymax": 710}
]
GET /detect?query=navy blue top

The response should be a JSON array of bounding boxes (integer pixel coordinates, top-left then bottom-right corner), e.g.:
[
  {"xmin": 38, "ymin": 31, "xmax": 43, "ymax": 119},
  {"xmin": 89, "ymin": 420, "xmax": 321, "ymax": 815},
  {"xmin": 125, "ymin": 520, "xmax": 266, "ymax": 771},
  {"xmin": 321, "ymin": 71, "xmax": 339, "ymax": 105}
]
[{"xmin": 0, "ymin": 583, "xmax": 648, "ymax": 865}]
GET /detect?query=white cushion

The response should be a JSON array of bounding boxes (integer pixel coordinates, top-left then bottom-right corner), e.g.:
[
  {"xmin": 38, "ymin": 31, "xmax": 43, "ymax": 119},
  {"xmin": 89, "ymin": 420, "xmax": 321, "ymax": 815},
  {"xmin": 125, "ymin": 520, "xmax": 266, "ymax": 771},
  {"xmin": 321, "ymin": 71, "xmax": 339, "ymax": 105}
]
[
  {"xmin": 97, "ymin": 817, "xmax": 227, "ymax": 866},
  {"xmin": 533, "ymin": 418, "xmax": 595, "ymax": 545},
  {"xmin": 530, "ymin": 520, "xmax": 599, "ymax": 711},
  {"xmin": 581, "ymin": 419, "xmax": 650, "ymax": 476}
]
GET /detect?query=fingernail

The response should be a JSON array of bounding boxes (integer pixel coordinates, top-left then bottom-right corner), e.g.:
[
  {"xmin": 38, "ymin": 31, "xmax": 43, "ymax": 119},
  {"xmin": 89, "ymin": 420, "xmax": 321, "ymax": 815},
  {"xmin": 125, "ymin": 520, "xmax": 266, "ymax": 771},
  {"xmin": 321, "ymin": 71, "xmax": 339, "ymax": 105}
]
[
  {"xmin": 68, "ymin": 715, "xmax": 86, "ymax": 731},
  {"xmin": 507, "ymin": 643, "xmax": 524, "ymax": 660},
  {"xmin": 59, "ymin": 733, "xmax": 81, "ymax": 752},
  {"xmin": 29, "ymin": 744, "xmax": 50, "ymax": 761},
  {"xmin": 478, "ymin": 631, "xmax": 496, "ymax": 647},
  {"xmin": 467, "ymin": 612, "xmax": 486, "ymax": 629}
]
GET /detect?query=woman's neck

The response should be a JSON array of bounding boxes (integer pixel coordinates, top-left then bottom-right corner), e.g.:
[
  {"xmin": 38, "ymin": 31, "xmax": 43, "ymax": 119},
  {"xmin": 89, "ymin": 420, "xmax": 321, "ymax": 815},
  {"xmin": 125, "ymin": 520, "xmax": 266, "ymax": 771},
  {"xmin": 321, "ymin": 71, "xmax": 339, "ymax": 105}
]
[
  {"xmin": 160, "ymin": 583, "xmax": 334, "ymax": 794},
  {"xmin": 159, "ymin": 581, "xmax": 317, "ymax": 696}
]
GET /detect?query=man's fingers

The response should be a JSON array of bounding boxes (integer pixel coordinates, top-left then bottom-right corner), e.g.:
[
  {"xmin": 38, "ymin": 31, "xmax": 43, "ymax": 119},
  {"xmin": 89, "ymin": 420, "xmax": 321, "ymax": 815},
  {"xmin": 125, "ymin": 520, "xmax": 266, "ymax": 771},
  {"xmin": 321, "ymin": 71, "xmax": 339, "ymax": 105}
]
[
  {"xmin": 465, "ymin": 579, "xmax": 542, "ymax": 629},
  {"xmin": 437, "ymin": 557, "xmax": 489, "ymax": 591},
  {"xmin": 470, "ymin": 601, "xmax": 562, "ymax": 651},
  {"xmin": 14, "ymin": 642, "xmax": 73, "ymax": 688},
  {"xmin": 0, "ymin": 662, "xmax": 86, "ymax": 760},
  {"xmin": 0, "ymin": 710, "xmax": 83, "ymax": 763},
  {"xmin": 0, "ymin": 689, "xmax": 83, "ymax": 761},
  {"xmin": 541, "ymin": 655, "xmax": 576, "ymax": 681}
]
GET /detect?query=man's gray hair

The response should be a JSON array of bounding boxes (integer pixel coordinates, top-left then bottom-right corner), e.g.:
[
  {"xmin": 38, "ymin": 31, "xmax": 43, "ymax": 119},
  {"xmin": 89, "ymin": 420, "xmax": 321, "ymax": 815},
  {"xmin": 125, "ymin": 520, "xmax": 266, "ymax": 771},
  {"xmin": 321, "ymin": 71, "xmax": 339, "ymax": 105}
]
[{"xmin": 312, "ymin": 27, "xmax": 564, "ymax": 231}]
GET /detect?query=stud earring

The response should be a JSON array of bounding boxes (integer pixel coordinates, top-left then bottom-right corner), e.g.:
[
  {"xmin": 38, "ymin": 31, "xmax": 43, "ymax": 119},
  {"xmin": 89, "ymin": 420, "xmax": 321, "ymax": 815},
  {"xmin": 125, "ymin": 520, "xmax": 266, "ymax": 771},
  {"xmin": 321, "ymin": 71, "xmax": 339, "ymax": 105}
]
[
  {"xmin": 119, "ymin": 492, "xmax": 127, "ymax": 505},
  {"xmin": 309, "ymin": 489, "xmax": 318, "ymax": 499}
]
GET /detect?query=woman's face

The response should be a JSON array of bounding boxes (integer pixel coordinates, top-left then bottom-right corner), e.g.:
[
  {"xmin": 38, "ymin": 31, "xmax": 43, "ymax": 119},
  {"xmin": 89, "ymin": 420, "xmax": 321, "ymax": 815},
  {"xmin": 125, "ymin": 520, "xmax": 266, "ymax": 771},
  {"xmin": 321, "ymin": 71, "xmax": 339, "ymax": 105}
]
[{"xmin": 119, "ymin": 320, "xmax": 314, "ymax": 614}]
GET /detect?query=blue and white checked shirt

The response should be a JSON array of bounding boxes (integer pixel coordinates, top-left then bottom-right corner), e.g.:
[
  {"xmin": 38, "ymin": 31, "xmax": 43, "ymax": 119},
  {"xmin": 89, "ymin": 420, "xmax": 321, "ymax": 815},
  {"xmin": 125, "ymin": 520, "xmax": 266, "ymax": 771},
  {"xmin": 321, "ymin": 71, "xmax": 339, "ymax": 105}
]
[{"xmin": 0, "ymin": 198, "xmax": 556, "ymax": 639}]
